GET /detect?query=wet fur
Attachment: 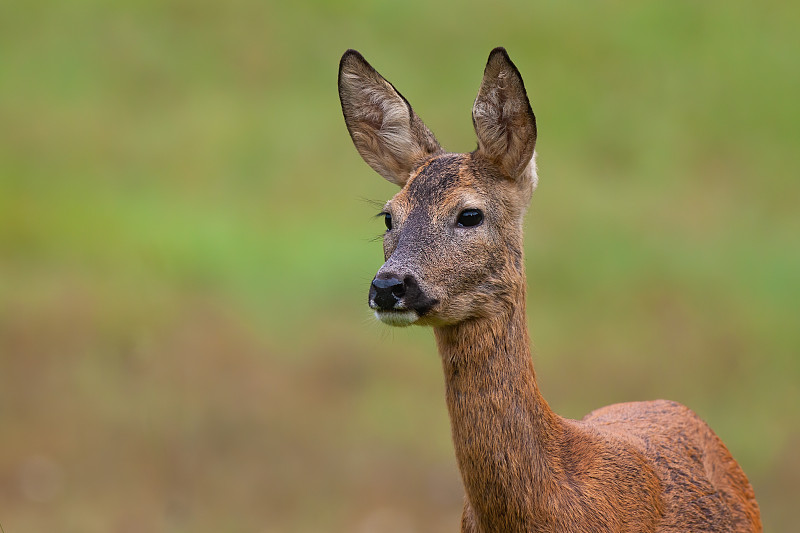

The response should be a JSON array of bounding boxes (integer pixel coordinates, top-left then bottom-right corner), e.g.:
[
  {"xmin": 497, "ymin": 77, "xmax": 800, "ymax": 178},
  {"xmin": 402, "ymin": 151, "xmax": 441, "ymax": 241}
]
[{"xmin": 339, "ymin": 47, "xmax": 762, "ymax": 532}]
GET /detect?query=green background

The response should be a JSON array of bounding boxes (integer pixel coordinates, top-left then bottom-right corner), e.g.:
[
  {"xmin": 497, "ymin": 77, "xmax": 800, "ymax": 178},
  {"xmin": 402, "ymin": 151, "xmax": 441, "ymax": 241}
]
[{"xmin": 1, "ymin": 1, "xmax": 798, "ymax": 531}]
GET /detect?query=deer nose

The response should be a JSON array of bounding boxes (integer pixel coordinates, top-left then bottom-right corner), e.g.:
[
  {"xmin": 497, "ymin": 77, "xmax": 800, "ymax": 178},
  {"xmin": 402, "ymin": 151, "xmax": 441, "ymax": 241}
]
[{"xmin": 370, "ymin": 275, "xmax": 406, "ymax": 310}]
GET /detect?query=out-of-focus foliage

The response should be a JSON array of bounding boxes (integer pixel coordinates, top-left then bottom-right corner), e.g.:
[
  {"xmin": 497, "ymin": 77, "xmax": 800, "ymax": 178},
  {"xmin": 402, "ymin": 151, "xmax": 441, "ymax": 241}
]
[{"xmin": 1, "ymin": 1, "xmax": 798, "ymax": 531}]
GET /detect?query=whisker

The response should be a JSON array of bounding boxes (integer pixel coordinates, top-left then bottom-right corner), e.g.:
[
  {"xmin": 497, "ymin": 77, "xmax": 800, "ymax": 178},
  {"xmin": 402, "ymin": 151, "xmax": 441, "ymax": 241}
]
[{"xmin": 358, "ymin": 197, "xmax": 386, "ymax": 211}]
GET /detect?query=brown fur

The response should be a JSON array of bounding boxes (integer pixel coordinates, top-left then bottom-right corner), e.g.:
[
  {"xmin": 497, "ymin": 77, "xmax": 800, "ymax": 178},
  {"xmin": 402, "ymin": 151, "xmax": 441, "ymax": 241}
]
[{"xmin": 339, "ymin": 47, "xmax": 762, "ymax": 532}]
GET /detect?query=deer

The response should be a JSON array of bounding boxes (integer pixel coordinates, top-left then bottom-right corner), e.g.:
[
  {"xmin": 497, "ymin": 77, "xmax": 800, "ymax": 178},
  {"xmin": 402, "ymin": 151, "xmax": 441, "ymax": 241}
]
[{"xmin": 338, "ymin": 47, "xmax": 762, "ymax": 533}]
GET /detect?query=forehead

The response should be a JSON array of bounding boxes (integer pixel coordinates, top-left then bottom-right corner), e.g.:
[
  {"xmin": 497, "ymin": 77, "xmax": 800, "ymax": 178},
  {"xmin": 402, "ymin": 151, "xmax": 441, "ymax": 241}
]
[{"xmin": 394, "ymin": 154, "xmax": 478, "ymax": 207}]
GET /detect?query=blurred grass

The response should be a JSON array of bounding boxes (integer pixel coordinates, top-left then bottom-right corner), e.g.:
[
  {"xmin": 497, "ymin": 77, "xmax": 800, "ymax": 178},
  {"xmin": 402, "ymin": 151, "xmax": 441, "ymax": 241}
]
[{"xmin": 1, "ymin": 0, "xmax": 798, "ymax": 531}]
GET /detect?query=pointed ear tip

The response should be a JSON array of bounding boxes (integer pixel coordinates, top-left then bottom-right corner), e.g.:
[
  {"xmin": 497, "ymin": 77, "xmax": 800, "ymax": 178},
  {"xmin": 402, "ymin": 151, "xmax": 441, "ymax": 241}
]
[
  {"xmin": 483, "ymin": 47, "xmax": 519, "ymax": 78},
  {"xmin": 487, "ymin": 47, "xmax": 512, "ymax": 64},
  {"xmin": 341, "ymin": 49, "xmax": 363, "ymax": 61},
  {"xmin": 339, "ymin": 49, "xmax": 368, "ymax": 72}
]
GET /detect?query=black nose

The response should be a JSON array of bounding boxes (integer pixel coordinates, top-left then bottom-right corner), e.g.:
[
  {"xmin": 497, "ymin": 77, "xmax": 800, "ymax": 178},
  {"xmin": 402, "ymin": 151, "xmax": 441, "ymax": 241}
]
[{"xmin": 370, "ymin": 275, "xmax": 406, "ymax": 310}]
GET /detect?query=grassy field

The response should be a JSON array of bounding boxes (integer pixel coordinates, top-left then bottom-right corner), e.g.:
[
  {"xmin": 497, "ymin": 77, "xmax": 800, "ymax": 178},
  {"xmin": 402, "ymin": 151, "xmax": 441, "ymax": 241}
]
[{"xmin": 1, "ymin": 1, "xmax": 798, "ymax": 531}]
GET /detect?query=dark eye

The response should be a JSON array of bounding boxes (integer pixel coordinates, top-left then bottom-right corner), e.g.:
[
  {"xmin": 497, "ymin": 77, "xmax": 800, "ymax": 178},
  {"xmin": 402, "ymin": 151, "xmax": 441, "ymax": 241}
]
[
  {"xmin": 383, "ymin": 212, "xmax": 392, "ymax": 230},
  {"xmin": 457, "ymin": 209, "xmax": 483, "ymax": 228}
]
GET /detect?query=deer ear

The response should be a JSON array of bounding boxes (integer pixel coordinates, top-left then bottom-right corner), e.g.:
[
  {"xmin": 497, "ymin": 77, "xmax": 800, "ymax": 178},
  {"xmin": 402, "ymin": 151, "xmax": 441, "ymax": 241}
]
[
  {"xmin": 338, "ymin": 50, "xmax": 442, "ymax": 187},
  {"xmin": 472, "ymin": 48, "xmax": 537, "ymax": 184}
]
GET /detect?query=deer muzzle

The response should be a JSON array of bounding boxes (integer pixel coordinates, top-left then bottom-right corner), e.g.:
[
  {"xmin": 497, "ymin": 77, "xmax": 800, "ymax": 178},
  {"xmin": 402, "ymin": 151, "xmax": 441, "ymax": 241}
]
[{"xmin": 369, "ymin": 272, "xmax": 437, "ymax": 327}]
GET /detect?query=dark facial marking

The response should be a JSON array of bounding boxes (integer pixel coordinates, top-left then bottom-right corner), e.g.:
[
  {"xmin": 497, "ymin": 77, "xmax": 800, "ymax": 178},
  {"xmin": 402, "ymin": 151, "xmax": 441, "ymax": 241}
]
[{"xmin": 405, "ymin": 154, "xmax": 467, "ymax": 204}]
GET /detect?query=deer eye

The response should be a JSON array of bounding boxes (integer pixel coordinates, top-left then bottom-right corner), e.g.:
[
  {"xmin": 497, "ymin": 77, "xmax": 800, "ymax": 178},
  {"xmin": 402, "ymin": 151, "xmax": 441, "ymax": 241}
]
[
  {"xmin": 383, "ymin": 212, "xmax": 392, "ymax": 230},
  {"xmin": 457, "ymin": 209, "xmax": 483, "ymax": 228}
]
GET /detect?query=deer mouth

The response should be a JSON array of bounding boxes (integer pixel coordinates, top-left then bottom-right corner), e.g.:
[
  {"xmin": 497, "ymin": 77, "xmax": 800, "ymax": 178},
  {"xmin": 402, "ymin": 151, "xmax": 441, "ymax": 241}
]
[{"xmin": 374, "ymin": 309, "xmax": 419, "ymax": 327}]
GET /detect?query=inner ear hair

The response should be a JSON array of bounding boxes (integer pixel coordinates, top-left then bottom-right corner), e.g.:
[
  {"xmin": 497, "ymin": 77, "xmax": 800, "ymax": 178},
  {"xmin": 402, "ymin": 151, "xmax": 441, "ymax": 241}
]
[
  {"xmin": 338, "ymin": 50, "xmax": 442, "ymax": 186},
  {"xmin": 472, "ymin": 47, "xmax": 537, "ymax": 181}
]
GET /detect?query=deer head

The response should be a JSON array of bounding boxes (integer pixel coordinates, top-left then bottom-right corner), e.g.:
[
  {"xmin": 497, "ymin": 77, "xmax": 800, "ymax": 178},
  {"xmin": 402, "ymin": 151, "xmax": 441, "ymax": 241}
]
[{"xmin": 339, "ymin": 48, "xmax": 538, "ymax": 327}]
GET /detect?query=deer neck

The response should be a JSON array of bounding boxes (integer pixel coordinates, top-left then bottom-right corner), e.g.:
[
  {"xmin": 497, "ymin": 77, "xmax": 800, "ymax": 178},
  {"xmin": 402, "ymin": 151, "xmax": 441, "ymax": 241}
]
[{"xmin": 434, "ymin": 285, "xmax": 564, "ymax": 528}]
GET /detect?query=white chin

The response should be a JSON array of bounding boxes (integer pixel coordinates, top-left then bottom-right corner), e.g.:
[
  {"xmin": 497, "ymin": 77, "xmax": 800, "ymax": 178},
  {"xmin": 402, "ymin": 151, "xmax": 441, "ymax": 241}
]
[{"xmin": 375, "ymin": 310, "xmax": 419, "ymax": 327}]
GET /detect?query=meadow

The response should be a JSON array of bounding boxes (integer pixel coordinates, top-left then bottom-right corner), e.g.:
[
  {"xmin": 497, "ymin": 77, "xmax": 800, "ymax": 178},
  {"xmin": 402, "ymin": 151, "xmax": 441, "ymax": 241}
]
[{"xmin": 1, "ymin": 1, "xmax": 798, "ymax": 531}]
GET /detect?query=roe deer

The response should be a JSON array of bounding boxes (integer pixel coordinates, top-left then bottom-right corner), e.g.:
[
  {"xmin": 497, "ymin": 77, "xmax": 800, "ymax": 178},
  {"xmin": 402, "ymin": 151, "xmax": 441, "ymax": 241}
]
[{"xmin": 338, "ymin": 47, "xmax": 762, "ymax": 532}]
